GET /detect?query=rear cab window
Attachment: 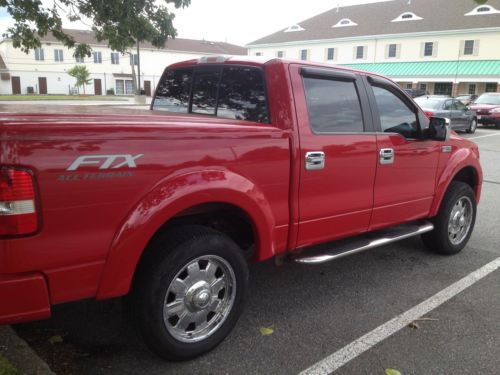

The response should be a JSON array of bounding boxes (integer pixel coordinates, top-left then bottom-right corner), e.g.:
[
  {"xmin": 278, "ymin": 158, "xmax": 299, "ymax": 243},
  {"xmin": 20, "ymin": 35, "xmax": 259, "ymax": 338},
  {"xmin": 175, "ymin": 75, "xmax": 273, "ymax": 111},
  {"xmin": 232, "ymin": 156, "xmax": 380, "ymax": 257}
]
[{"xmin": 152, "ymin": 65, "xmax": 270, "ymax": 124}]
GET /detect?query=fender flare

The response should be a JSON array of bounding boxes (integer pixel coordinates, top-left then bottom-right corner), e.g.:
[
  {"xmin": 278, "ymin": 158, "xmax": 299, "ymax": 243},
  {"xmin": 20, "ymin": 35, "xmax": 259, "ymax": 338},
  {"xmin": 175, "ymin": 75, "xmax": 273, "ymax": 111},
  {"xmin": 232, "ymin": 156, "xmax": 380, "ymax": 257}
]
[
  {"xmin": 96, "ymin": 169, "xmax": 276, "ymax": 299},
  {"xmin": 429, "ymin": 148, "xmax": 482, "ymax": 217}
]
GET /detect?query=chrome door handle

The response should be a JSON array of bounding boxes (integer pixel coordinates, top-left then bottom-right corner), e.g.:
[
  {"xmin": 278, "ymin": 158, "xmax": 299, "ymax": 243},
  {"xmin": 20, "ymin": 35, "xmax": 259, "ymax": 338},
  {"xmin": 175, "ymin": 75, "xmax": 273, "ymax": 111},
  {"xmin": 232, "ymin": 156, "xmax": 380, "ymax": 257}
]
[
  {"xmin": 305, "ymin": 151, "xmax": 325, "ymax": 170},
  {"xmin": 379, "ymin": 148, "xmax": 394, "ymax": 165}
]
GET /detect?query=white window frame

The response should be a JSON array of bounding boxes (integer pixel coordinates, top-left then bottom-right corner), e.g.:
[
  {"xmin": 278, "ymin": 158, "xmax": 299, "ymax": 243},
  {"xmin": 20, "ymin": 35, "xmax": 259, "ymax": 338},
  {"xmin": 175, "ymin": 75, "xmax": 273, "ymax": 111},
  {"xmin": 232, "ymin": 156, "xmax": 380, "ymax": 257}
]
[
  {"xmin": 391, "ymin": 12, "xmax": 423, "ymax": 22},
  {"xmin": 465, "ymin": 5, "xmax": 500, "ymax": 16},
  {"xmin": 54, "ymin": 49, "xmax": 64, "ymax": 62},
  {"xmin": 111, "ymin": 52, "xmax": 120, "ymax": 65},
  {"xmin": 93, "ymin": 51, "xmax": 102, "ymax": 64},
  {"xmin": 35, "ymin": 48, "xmax": 44, "ymax": 61},
  {"xmin": 332, "ymin": 18, "xmax": 357, "ymax": 28}
]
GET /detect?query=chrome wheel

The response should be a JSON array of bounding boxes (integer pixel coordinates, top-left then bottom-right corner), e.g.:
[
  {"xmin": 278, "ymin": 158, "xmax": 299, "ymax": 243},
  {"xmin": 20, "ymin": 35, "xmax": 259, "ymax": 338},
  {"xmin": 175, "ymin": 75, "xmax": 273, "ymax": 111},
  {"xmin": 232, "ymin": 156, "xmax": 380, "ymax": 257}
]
[
  {"xmin": 469, "ymin": 119, "xmax": 477, "ymax": 132},
  {"xmin": 448, "ymin": 196, "xmax": 473, "ymax": 245},
  {"xmin": 163, "ymin": 255, "xmax": 236, "ymax": 343}
]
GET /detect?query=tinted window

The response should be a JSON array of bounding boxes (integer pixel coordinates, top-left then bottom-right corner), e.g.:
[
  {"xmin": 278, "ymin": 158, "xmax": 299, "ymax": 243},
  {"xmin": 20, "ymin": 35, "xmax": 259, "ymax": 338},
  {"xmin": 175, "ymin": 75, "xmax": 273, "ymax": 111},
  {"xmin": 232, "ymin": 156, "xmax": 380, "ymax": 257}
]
[
  {"xmin": 153, "ymin": 66, "xmax": 269, "ymax": 123},
  {"xmin": 304, "ymin": 77, "xmax": 364, "ymax": 133},
  {"xmin": 218, "ymin": 67, "xmax": 269, "ymax": 123},
  {"xmin": 372, "ymin": 86, "xmax": 419, "ymax": 138},
  {"xmin": 153, "ymin": 69, "xmax": 193, "ymax": 113},
  {"xmin": 443, "ymin": 100, "xmax": 453, "ymax": 110},
  {"xmin": 454, "ymin": 100, "xmax": 466, "ymax": 110},
  {"xmin": 191, "ymin": 70, "xmax": 219, "ymax": 115}
]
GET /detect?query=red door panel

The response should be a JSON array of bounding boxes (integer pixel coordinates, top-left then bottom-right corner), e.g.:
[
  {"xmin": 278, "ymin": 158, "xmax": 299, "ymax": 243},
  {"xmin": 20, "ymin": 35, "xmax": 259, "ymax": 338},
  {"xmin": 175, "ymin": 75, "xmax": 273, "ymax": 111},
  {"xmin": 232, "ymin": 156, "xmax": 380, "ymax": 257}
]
[
  {"xmin": 371, "ymin": 134, "xmax": 440, "ymax": 229},
  {"xmin": 366, "ymin": 80, "xmax": 440, "ymax": 230}
]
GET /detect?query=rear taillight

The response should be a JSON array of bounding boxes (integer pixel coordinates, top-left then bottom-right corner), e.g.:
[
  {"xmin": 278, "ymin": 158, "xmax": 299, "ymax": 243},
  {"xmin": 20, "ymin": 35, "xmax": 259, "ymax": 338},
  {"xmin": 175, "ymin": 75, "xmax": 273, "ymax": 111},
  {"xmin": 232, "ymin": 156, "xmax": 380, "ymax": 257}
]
[
  {"xmin": 424, "ymin": 111, "xmax": 435, "ymax": 118},
  {"xmin": 0, "ymin": 168, "xmax": 38, "ymax": 236}
]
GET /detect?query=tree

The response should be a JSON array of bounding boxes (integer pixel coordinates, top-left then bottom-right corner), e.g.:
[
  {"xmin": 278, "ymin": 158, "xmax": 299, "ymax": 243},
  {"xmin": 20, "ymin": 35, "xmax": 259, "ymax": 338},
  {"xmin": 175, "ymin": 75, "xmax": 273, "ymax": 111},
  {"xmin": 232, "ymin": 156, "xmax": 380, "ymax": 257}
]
[
  {"xmin": 0, "ymin": 0, "xmax": 191, "ymax": 58},
  {"xmin": 67, "ymin": 65, "xmax": 91, "ymax": 95}
]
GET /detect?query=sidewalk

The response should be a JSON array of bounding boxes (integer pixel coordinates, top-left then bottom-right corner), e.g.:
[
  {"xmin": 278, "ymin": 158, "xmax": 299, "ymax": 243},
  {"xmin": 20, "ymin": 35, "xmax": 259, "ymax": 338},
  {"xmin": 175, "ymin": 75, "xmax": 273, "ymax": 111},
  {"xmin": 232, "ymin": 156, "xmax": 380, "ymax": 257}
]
[{"xmin": 0, "ymin": 326, "xmax": 54, "ymax": 375}]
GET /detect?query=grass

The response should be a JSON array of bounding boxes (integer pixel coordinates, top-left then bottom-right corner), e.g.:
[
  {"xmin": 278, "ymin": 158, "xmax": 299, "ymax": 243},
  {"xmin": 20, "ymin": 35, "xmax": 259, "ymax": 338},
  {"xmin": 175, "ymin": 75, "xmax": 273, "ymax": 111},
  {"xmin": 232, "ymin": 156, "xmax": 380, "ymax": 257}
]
[
  {"xmin": 0, "ymin": 95, "xmax": 128, "ymax": 101},
  {"xmin": 0, "ymin": 353, "xmax": 17, "ymax": 375}
]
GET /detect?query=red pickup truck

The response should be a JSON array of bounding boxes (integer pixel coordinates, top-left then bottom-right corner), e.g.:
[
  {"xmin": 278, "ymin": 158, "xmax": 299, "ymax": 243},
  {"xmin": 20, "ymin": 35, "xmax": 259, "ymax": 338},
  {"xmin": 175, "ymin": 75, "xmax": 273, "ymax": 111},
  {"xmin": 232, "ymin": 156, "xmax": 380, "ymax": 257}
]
[{"xmin": 0, "ymin": 56, "xmax": 482, "ymax": 360}]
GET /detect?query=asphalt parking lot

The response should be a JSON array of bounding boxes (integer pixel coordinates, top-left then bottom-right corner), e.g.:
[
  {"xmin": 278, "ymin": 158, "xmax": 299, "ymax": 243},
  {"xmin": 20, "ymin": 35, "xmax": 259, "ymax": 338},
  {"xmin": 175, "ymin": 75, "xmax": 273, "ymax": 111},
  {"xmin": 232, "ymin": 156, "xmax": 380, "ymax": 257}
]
[{"xmin": 12, "ymin": 126, "xmax": 500, "ymax": 375}]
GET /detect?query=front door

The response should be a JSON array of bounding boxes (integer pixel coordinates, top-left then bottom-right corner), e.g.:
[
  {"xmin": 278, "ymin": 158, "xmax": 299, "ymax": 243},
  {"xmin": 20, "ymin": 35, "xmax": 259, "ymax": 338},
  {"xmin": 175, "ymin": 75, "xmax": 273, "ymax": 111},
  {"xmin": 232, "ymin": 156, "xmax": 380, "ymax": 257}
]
[
  {"xmin": 38, "ymin": 77, "xmax": 47, "ymax": 95},
  {"xmin": 365, "ymin": 77, "xmax": 440, "ymax": 230},
  {"xmin": 94, "ymin": 79, "xmax": 102, "ymax": 95},
  {"xmin": 291, "ymin": 65, "xmax": 377, "ymax": 248},
  {"xmin": 11, "ymin": 76, "xmax": 21, "ymax": 94},
  {"xmin": 144, "ymin": 80, "xmax": 151, "ymax": 96}
]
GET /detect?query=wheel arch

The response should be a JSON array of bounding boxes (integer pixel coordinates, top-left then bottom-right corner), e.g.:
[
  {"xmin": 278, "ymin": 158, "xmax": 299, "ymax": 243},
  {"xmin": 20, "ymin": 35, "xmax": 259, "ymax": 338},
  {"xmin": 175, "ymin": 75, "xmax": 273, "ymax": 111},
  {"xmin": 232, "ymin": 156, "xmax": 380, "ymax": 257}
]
[
  {"xmin": 96, "ymin": 169, "xmax": 277, "ymax": 300},
  {"xmin": 430, "ymin": 151, "xmax": 482, "ymax": 217}
]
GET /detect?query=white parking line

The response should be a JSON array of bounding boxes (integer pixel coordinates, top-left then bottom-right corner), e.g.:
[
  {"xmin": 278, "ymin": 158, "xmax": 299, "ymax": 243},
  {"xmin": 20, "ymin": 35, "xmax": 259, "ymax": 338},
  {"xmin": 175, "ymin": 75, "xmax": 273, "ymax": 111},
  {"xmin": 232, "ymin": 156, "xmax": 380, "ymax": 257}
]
[
  {"xmin": 299, "ymin": 257, "xmax": 500, "ymax": 375},
  {"xmin": 469, "ymin": 133, "xmax": 500, "ymax": 140}
]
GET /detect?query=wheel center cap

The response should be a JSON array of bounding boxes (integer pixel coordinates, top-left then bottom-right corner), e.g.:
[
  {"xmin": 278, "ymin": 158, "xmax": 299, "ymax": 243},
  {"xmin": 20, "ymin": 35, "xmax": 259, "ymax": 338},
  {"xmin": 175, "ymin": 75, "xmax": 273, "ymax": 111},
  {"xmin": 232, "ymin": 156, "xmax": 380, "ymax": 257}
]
[
  {"xmin": 193, "ymin": 290, "xmax": 211, "ymax": 309},
  {"xmin": 186, "ymin": 281, "xmax": 212, "ymax": 310}
]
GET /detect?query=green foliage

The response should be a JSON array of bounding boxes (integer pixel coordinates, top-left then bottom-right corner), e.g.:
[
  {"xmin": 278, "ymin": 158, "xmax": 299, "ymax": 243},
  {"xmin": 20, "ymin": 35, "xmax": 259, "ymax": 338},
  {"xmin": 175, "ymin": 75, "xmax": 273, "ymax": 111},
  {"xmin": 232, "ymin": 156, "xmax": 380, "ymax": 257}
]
[
  {"xmin": 0, "ymin": 353, "xmax": 18, "ymax": 375},
  {"xmin": 0, "ymin": 0, "xmax": 191, "ymax": 57},
  {"xmin": 67, "ymin": 65, "xmax": 91, "ymax": 93}
]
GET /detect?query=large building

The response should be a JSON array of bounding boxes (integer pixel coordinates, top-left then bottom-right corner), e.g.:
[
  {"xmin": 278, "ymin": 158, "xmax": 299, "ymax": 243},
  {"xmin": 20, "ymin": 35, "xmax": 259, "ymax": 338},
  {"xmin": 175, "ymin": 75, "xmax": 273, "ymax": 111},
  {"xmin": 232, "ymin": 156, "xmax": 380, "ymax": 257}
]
[
  {"xmin": 247, "ymin": 0, "xmax": 500, "ymax": 96},
  {"xmin": 0, "ymin": 29, "xmax": 246, "ymax": 96}
]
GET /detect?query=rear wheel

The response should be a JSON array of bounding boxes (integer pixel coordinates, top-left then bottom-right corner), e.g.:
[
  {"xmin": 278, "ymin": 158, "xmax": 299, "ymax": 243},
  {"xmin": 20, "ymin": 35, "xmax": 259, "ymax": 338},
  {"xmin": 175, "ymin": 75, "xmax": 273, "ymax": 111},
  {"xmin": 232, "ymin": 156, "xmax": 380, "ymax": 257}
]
[
  {"xmin": 422, "ymin": 181, "xmax": 476, "ymax": 255},
  {"xmin": 466, "ymin": 118, "xmax": 477, "ymax": 134},
  {"xmin": 131, "ymin": 226, "xmax": 249, "ymax": 360}
]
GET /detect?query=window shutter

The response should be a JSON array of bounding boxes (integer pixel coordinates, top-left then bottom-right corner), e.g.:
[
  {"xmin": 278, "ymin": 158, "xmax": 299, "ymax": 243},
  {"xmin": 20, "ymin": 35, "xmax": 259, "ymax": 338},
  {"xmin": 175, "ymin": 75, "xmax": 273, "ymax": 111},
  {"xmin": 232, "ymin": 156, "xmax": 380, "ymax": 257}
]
[
  {"xmin": 420, "ymin": 42, "xmax": 425, "ymax": 58},
  {"xmin": 385, "ymin": 44, "xmax": 390, "ymax": 58},
  {"xmin": 353, "ymin": 47, "xmax": 357, "ymax": 60},
  {"xmin": 432, "ymin": 41, "xmax": 438, "ymax": 58},
  {"xmin": 396, "ymin": 44, "xmax": 401, "ymax": 59},
  {"xmin": 473, "ymin": 40, "xmax": 480, "ymax": 56},
  {"xmin": 363, "ymin": 46, "xmax": 368, "ymax": 60},
  {"xmin": 459, "ymin": 40, "xmax": 465, "ymax": 57}
]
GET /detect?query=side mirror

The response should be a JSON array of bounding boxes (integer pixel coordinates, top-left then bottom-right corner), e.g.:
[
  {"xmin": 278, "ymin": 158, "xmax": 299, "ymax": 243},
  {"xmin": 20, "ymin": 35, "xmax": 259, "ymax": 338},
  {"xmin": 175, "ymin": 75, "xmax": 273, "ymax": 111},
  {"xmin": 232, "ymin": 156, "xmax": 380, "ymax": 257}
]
[{"xmin": 426, "ymin": 117, "xmax": 451, "ymax": 141}]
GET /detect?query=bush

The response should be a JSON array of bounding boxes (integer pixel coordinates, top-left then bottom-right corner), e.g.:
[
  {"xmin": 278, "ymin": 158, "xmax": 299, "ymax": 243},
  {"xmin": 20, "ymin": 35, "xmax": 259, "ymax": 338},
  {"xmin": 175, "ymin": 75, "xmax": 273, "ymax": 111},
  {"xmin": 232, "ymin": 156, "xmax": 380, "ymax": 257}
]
[{"xmin": 106, "ymin": 88, "xmax": 115, "ymax": 95}]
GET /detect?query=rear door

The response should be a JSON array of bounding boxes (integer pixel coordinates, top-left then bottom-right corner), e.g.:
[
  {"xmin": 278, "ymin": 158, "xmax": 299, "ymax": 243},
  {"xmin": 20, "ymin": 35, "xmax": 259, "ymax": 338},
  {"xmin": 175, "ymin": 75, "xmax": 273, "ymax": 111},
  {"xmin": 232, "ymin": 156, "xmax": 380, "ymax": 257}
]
[
  {"xmin": 365, "ymin": 76, "xmax": 440, "ymax": 230},
  {"xmin": 291, "ymin": 65, "xmax": 377, "ymax": 248}
]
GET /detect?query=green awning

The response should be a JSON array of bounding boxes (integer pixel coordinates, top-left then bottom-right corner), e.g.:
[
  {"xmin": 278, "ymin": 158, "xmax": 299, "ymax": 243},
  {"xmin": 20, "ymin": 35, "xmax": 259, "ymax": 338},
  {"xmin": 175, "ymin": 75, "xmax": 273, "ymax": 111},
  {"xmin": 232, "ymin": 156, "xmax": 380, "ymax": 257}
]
[{"xmin": 340, "ymin": 60, "xmax": 500, "ymax": 77}]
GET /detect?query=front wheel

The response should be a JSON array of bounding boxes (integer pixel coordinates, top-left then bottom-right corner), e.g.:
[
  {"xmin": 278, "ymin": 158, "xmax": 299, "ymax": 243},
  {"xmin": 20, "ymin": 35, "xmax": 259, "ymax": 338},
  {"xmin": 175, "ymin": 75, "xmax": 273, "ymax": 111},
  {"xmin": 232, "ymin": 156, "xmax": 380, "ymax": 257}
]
[
  {"xmin": 131, "ymin": 226, "xmax": 249, "ymax": 360},
  {"xmin": 466, "ymin": 118, "xmax": 477, "ymax": 134},
  {"xmin": 422, "ymin": 181, "xmax": 477, "ymax": 255}
]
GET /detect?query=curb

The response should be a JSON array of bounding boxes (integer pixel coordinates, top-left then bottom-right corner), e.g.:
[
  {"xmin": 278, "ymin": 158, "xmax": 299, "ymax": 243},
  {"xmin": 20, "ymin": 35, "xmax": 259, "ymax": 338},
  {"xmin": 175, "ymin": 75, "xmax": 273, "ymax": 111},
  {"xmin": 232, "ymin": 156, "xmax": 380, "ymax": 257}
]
[{"xmin": 0, "ymin": 326, "xmax": 55, "ymax": 375}]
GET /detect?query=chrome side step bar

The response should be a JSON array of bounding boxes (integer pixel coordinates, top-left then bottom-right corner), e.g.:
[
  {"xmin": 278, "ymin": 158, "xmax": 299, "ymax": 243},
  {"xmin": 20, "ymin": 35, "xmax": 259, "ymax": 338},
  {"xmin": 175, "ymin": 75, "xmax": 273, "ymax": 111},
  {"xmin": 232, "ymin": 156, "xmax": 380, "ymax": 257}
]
[{"xmin": 291, "ymin": 221, "xmax": 434, "ymax": 265}]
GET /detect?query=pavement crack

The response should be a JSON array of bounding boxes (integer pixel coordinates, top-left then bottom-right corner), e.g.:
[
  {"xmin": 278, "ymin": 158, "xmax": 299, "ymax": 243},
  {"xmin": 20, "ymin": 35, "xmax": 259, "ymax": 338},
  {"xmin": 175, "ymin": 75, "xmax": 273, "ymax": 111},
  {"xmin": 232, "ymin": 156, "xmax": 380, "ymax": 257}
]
[{"xmin": 483, "ymin": 179, "xmax": 500, "ymax": 185}]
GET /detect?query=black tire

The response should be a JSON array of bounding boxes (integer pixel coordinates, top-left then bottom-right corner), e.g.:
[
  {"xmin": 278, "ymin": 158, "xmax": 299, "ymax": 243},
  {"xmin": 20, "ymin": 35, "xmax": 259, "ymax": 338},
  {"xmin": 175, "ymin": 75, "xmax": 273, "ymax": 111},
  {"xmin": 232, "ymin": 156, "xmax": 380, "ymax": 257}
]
[
  {"xmin": 466, "ymin": 118, "xmax": 477, "ymax": 134},
  {"xmin": 422, "ymin": 181, "xmax": 476, "ymax": 255},
  {"xmin": 130, "ymin": 225, "xmax": 249, "ymax": 360}
]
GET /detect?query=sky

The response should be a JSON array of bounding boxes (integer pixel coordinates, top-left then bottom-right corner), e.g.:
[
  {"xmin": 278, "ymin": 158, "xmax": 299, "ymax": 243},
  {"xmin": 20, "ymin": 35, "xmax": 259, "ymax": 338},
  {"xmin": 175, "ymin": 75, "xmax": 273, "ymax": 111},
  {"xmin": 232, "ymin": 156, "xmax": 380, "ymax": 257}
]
[{"xmin": 0, "ymin": 0, "xmax": 393, "ymax": 46}]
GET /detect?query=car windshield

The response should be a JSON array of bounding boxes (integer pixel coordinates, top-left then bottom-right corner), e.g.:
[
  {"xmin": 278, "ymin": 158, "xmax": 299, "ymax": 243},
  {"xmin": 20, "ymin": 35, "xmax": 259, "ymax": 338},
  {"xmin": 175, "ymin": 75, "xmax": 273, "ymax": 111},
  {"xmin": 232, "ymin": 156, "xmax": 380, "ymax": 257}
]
[
  {"xmin": 474, "ymin": 94, "xmax": 500, "ymax": 105},
  {"xmin": 456, "ymin": 96, "xmax": 469, "ymax": 100},
  {"xmin": 414, "ymin": 98, "xmax": 443, "ymax": 110}
]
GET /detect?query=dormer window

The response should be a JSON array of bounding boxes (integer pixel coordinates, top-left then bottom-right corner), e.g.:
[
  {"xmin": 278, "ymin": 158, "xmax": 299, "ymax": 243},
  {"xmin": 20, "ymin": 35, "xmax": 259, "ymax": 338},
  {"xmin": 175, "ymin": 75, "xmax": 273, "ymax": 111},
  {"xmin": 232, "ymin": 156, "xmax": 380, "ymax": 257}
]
[
  {"xmin": 284, "ymin": 24, "xmax": 305, "ymax": 33},
  {"xmin": 391, "ymin": 12, "xmax": 423, "ymax": 22},
  {"xmin": 465, "ymin": 5, "xmax": 500, "ymax": 16},
  {"xmin": 332, "ymin": 18, "xmax": 357, "ymax": 28}
]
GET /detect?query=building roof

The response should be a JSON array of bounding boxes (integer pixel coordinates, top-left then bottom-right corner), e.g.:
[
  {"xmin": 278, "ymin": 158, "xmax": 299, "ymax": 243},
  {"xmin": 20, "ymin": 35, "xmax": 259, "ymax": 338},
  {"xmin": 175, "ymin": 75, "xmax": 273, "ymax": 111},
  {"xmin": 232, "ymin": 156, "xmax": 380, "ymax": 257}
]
[
  {"xmin": 39, "ymin": 29, "xmax": 247, "ymax": 55},
  {"xmin": 248, "ymin": 0, "xmax": 500, "ymax": 46},
  {"xmin": 341, "ymin": 60, "xmax": 500, "ymax": 78}
]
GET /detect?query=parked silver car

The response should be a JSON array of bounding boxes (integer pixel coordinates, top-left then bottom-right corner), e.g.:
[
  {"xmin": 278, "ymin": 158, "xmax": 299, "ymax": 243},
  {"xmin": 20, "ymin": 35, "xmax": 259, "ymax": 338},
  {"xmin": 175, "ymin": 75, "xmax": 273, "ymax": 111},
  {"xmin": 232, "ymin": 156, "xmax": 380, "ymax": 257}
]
[{"xmin": 414, "ymin": 96, "xmax": 477, "ymax": 133}]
